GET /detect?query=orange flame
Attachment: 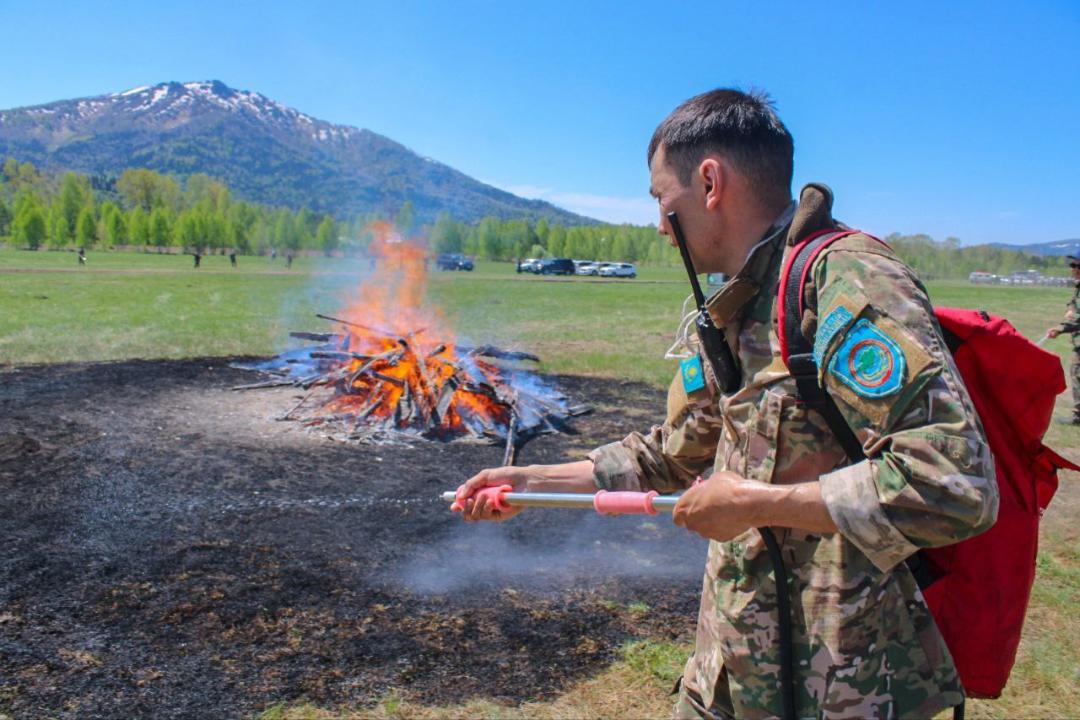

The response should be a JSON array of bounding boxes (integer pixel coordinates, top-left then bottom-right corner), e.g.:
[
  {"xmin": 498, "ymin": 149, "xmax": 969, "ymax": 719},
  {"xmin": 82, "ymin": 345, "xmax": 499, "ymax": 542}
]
[{"xmin": 320, "ymin": 223, "xmax": 505, "ymax": 434}]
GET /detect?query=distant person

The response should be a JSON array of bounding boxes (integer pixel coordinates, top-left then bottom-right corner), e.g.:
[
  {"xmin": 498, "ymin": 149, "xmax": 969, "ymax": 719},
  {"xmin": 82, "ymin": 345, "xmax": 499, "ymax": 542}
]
[
  {"xmin": 1046, "ymin": 254, "xmax": 1080, "ymax": 424},
  {"xmin": 271, "ymin": 248, "xmax": 277, "ymax": 262},
  {"xmin": 193, "ymin": 251, "xmax": 201, "ymax": 269},
  {"xmin": 285, "ymin": 252, "xmax": 293, "ymax": 269},
  {"xmin": 77, "ymin": 247, "xmax": 86, "ymax": 266},
  {"xmin": 229, "ymin": 250, "xmax": 238, "ymax": 268}
]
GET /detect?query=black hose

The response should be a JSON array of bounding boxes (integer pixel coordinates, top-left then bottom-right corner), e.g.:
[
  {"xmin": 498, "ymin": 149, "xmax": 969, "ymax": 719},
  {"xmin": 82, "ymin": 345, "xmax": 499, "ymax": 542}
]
[{"xmin": 760, "ymin": 527, "xmax": 796, "ymax": 720}]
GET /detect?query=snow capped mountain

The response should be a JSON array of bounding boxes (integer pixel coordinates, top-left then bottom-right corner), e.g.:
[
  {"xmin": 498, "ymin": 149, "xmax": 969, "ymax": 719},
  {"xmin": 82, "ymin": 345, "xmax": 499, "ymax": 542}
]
[
  {"xmin": 0, "ymin": 81, "xmax": 593, "ymax": 225},
  {"xmin": 100, "ymin": 81, "xmax": 354, "ymax": 142}
]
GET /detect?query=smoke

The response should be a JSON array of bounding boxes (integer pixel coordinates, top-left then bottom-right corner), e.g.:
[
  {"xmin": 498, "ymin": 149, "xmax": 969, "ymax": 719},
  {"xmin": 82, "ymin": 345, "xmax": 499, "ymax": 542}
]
[
  {"xmin": 397, "ymin": 509, "xmax": 708, "ymax": 595},
  {"xmin": 269, "ymin": 252, "xmax": 379, "ymax": 354}
]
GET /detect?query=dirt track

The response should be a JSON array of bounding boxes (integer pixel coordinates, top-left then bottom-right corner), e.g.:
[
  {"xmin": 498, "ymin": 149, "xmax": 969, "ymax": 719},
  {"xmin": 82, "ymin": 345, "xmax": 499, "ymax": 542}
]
[{"xmin": 0, "ymin": 359, "xmax": 705, "ymax": 719}]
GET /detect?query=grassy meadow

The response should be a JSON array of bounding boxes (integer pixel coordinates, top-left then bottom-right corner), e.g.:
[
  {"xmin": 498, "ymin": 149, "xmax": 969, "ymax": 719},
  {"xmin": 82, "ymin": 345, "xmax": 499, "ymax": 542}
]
[{"xmin": 2, "ymin": 246, "xmax": 1078, "ymax": 719}]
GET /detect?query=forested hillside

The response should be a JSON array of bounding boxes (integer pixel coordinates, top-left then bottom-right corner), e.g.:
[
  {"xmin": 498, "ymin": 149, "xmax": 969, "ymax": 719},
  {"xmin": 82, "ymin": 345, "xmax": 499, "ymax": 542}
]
[{"xmin": 0, "ymin": 81, "xmax": 592, "ymax": 226}]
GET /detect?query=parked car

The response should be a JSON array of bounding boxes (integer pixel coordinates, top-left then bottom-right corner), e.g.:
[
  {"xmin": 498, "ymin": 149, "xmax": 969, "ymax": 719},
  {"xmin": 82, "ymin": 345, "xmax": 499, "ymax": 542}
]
[
  {"xmin": 599, "ymin": 262, "xmax": 637, "ymax": 278},
  {"xmin": 574, "ymin": 260, "xmax": 599, "ymax": 276},
  {"xmin": 517, "ymin": 258, "xmax": 542, "ymax": 273},
  {"xmin": 436, "ymin": 253, "xmax": 474, "ymax": 271},
  {"xmin": 706, "ymin": 272, "xmax": 728, "ymax": 292},
  {"xmin": 539, "ymin": 257, "xmax": 575, "ymax": 275}
]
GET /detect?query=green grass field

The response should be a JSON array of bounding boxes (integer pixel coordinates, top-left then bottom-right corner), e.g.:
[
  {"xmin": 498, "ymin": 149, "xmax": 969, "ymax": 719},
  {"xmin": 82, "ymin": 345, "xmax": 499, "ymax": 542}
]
[
  {"xmin": 0, "ymin": 248, "xmax": 694, "ymax": 384},
  {"xmin": 2, "ymin": 246, "xmax": 1078, "ymax": 719}
]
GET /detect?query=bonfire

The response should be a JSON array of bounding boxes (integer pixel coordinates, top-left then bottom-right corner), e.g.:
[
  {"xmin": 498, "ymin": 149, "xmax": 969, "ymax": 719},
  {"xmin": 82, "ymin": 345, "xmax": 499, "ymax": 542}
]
[{"xmin": 233, "ymin": 222, "xmax": 586, "ymax": 461}]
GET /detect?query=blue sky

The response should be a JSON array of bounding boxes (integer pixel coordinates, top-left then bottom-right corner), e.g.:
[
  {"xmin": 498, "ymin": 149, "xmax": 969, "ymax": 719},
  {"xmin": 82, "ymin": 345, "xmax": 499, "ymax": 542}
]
[{"xmin": 1, "ymin": 0, "xmax": 1077, "ymax": 244}]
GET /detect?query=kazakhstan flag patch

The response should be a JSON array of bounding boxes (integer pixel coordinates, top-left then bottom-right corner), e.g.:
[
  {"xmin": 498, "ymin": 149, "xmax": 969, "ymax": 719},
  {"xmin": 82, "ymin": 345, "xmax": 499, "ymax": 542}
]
[
  {"xmin": 828, "ymin": 319, "xmax": 906, "ymax": 398},
  {"xmin": 680, "ymin": 355, "xmax": 706, "ymax": 393}
]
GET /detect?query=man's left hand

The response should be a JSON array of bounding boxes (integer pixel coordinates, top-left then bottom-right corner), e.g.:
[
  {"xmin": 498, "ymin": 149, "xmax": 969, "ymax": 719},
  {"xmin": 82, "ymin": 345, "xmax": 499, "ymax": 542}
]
[{"xmin": 672, "ymin": 471, "xmax": 761, "ymax": 542}]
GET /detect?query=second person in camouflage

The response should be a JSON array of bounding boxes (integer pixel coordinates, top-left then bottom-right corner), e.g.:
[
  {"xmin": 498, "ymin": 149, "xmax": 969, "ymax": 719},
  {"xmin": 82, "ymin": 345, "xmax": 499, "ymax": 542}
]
[{"xmin": 1046, "ymin": 255, "xmax": 1080, "ymax": 424}]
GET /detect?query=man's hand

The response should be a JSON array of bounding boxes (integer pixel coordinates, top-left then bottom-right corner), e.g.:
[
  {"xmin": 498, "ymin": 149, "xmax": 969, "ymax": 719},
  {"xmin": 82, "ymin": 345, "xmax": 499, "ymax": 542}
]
[
  {"xmin": 453, "ymin": 460, "xmax": 597, "ymax": 523},
  {"xmin": 672, "ymin": 471, "xmax": 759, "ymax": 542},
  {"xmin": 453, "ymin": 466, "xmax": 538, "ymax": 522},
  {"xmin": 1047, "ymin": 328, "xmax": 1061, "ymax": 339}
]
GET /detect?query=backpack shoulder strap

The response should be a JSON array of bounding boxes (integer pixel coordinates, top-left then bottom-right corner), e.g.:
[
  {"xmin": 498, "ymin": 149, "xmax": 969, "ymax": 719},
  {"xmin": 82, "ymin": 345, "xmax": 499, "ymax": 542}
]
[{"xmin": 777, "ymin": 229, "xmax": 866, "ymax": 463}]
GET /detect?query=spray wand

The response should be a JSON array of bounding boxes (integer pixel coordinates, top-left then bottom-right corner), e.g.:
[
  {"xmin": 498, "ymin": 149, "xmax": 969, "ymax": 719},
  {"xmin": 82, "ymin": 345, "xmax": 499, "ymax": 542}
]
[{"xmin": 443, "ymin": 487, "xmax": 680, "ymax": 515}]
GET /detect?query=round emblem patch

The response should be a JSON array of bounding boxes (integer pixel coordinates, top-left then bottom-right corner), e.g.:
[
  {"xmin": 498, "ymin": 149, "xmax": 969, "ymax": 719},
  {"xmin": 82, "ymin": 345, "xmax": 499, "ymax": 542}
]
[
  {"xmin": 848, "ymin": 339, "xmax": 894, "ymax": 389},
  {"xmin": 828, "ymin": 319, "xmax": 906, "ymax": 398}
]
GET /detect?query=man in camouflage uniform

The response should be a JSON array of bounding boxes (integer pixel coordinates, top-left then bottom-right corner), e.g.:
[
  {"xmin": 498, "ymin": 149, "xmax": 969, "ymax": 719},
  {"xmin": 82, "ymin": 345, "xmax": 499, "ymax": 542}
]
[
  {"xmin": 454, "ymin": 89, "xmax": 998, "ymax": 719},
  {"xmin": 1046, "ymin": 255, "xmax": 1080, "ymax": 424}
]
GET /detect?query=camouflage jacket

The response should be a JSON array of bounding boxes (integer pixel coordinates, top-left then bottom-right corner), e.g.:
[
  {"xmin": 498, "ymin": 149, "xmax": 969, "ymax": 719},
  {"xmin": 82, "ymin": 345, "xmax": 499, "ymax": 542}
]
[
  {"xmin": 1054, "ymin": 283, "xmax": 1080, "ymax": 352},
  {"xmin": 589, "ymin": 184, "xmax": 998, "ymax": 719}
]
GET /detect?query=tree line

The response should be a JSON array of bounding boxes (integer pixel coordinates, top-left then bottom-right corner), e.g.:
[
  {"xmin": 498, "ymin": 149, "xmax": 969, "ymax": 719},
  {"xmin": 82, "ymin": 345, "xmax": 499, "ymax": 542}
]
[
  {"xmin": 427, "ymin": 213, "xmax": 684, "ymax": 265},
  {"xmin": 0, "ymin": 158, "xmax": 1069, "ymax": 276},
  {"xmin": 883, "ymin": 233, "xmax": 1074, "ymax": 280},
  {"xmin": 0, "ymin": 159, "xmax": 683, "ymax": 263},
  {"xmin": 0, "ymin": 160, "xmax": 342, "ymax": 255}
]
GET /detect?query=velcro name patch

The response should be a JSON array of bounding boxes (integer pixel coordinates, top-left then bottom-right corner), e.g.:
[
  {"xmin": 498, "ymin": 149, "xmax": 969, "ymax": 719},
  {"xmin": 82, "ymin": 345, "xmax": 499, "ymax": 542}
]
[{"xmin": 814, "ymin": 305, "xmax": 854, "ymax": 367}]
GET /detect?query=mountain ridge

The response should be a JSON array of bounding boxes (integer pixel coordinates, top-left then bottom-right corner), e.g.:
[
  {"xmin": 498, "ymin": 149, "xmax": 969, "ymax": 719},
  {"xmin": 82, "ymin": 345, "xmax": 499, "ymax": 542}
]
[
  {"xmin": 0, "ymin": 80, "xmax": 596, "ymax": 226},
  {"xmin": 985, "ymin": 239, "xmax": 1080, "ymax": 257}
]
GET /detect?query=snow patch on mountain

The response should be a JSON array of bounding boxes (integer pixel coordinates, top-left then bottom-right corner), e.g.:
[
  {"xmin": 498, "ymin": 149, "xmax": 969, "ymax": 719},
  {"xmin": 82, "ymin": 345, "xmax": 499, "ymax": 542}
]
[{"xmin": 116, "ymin": 85, "xmax": 151, "ymax": 97}]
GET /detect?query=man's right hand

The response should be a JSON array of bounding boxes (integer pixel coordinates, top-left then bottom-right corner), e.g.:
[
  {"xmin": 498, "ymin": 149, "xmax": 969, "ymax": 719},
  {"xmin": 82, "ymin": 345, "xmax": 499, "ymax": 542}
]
[
  {"xmin": 453, "ymin": 460, "xmax": 598, "ymax": 523},
  {"xmin": 454, "ymin": 466, "xmax": 538, "ymax": 522},
  {"xmin": 1047, "ymin": 328, "xmax": 1061, "ymax": 339}
]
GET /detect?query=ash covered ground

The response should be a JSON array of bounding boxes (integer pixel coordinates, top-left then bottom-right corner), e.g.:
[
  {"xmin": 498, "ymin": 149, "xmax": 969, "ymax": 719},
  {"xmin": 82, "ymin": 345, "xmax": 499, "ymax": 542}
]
[{"xmin": 0, "ymin": 359, "xmax": 706, "ymax": 719}]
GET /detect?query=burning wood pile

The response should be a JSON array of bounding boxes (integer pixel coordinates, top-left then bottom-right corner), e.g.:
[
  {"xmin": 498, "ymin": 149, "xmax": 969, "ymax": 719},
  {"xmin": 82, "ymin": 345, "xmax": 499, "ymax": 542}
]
[{"xmin": 232, "ymin": 223, "xmax": 587, "ymax": 461}]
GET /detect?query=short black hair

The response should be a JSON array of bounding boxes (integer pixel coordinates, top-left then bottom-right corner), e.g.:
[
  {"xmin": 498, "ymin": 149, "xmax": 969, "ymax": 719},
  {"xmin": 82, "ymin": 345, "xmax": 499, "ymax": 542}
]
[{"xmin": 648, "ymin": 88, "xmax": 794, "ymax": 211}]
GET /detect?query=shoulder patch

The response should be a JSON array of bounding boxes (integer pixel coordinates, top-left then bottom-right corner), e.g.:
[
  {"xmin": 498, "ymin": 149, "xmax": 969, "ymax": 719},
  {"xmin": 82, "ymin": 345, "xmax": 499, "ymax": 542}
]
[
  {"xmin": 828, "ymin": 319, "xmax": 906, "ymax": 398},
  {"xmin": 814, "ymin": 305, "xmax": 854, "ymax": 367}
]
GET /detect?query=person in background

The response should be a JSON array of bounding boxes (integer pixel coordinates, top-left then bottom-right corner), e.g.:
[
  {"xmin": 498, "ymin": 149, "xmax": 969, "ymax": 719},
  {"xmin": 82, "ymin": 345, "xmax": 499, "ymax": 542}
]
[
  {"xmin": 77, "ymin": 247, "xmax": 86, "ymax": 266},
  {"xmin": 1046, "ymin": 254, "xmax": 1080, "ymax": 424}
]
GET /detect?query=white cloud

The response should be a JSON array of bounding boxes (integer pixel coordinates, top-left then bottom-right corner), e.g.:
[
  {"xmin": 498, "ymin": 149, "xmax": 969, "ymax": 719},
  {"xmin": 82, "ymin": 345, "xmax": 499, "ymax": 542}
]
[{"xmin": 490, "ymin": 181, "xmax": 658, "ymax": 226}]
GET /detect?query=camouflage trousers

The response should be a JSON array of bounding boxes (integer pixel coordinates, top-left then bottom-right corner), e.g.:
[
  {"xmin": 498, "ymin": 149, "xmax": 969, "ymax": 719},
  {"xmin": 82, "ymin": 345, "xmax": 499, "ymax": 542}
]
[
  {"xmin": 1072, "ymin": 354, "xmax": 1080, "ymax": 420},
  {"xmin": 672, "ymin": 671, "xmax": 735, "ymax": 720}
]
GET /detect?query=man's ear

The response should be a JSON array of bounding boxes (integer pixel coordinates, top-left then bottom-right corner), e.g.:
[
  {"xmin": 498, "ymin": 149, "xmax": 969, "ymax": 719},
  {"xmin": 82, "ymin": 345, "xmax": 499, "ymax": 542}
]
[{"xmin": 698, "ymin": 158, "xmax": 723, "ymax": 211}]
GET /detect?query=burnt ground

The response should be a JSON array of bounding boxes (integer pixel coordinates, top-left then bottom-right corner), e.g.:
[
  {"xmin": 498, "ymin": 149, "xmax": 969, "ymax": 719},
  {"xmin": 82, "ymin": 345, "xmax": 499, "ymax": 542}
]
[{"xmin": 0, "ymin": 359, "xmax": 707, "ymax": 720}]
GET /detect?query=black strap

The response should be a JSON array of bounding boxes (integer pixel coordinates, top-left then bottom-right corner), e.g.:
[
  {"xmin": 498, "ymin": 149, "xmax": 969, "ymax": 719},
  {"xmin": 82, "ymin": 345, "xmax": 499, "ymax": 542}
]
[
  {"xmin": 760, "ymin": 527, "xmax": 796, "ymax": 720},
  {"xmin": 782, "ymin": 234, "xmax": 948, "ymax": 593},
  {"xmin": 782, "ymin": 232, "xmax": 867, "ymax": 463}
]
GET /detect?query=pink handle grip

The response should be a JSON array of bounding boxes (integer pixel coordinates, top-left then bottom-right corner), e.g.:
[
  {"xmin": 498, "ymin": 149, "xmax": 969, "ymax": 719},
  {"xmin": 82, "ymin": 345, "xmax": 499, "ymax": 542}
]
[
  {"xmin": 593, "ymin": 490, "xmax": 659, "ymax": 515},
  {"xmin": 450, "ymin": 483, "xmax": 512, "ymax": 513}
]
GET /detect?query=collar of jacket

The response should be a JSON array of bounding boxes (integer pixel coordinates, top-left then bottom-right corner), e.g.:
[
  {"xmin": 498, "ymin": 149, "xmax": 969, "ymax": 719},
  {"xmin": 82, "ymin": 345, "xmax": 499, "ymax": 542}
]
[
  {"xmin": 785, "ymin": 183, "xmax": 838, "ymax": 246},
  {"xmin": 703, "ymin": 201, "xmax": 797, "ymax": 329}
]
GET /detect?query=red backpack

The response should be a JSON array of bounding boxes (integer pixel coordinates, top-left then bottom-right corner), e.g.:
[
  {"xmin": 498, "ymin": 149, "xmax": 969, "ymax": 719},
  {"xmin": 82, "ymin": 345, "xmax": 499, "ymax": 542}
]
[{"xmin": 777, "ymin": 230, "xmax": 1079, "ymax": 699}]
